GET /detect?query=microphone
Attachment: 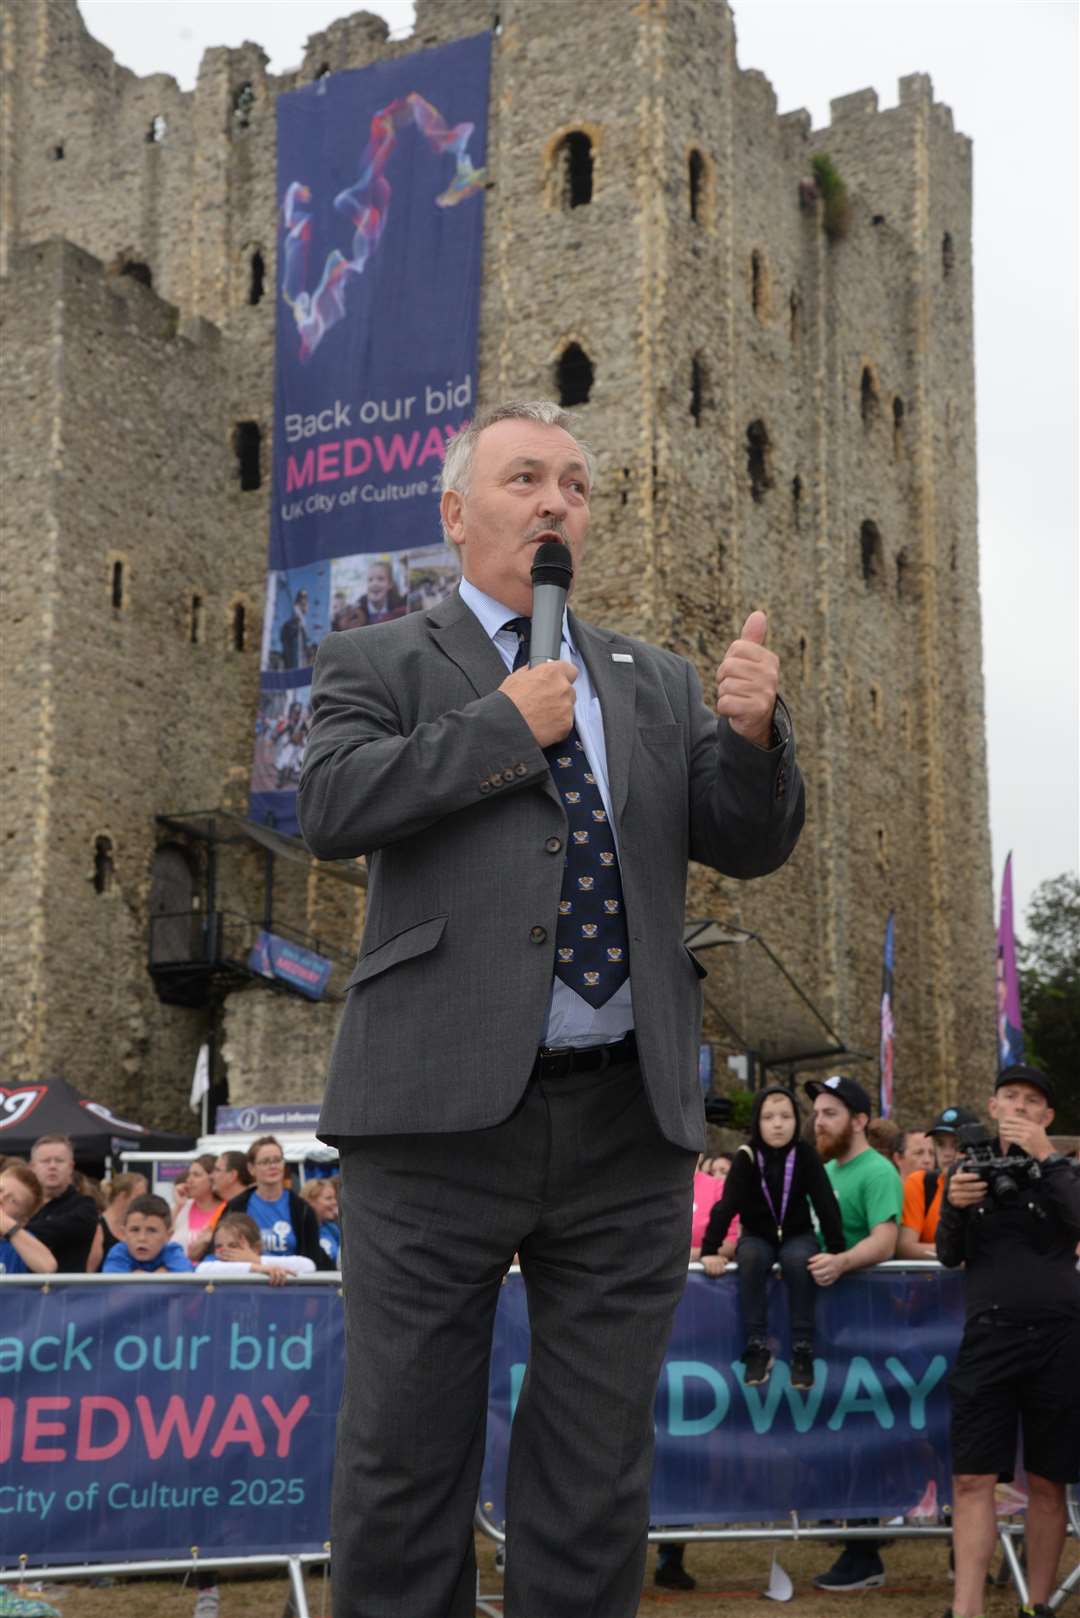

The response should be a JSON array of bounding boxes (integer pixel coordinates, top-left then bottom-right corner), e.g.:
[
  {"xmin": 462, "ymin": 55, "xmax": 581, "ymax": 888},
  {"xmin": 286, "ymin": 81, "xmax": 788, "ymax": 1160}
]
[{"xmin": 529, "ymin": 541, "xmax": 573, "ymax": 667}]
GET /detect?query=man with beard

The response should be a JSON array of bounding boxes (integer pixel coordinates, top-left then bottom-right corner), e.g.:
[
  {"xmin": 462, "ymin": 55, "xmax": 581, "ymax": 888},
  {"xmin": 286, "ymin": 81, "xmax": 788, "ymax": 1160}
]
[{"xmin": 805, "ymin": 1074, "xmax": 904, "ymax": 1591}]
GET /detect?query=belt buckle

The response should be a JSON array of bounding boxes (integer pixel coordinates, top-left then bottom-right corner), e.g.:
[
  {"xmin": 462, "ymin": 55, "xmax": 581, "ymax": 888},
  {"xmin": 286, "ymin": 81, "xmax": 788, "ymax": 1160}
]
[{"xmin": 538, "ymin": 1045, "xmax": 574, "ymax": 1079}]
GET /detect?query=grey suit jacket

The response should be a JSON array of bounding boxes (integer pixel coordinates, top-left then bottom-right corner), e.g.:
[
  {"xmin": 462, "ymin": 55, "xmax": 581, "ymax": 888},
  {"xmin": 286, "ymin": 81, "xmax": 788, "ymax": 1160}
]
[{"xmin": 298, "ymin": 589, "xmax": 804, "ymax": 1150}]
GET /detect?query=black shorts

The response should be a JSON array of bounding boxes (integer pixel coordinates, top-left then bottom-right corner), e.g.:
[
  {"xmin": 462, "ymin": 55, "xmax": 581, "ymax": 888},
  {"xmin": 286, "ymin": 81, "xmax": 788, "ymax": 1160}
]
[{"xmin": 948, "ymin": 1313, "xmax": 1080, "ymax": 1484}]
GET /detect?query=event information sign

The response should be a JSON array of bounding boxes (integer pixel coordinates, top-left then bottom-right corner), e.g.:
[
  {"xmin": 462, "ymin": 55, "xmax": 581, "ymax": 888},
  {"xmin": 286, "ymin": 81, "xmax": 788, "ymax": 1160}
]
[
  {"xmin": 2, "ymin": 1269, "xmax": 963, "ymax": 1567},
  {"xmin": 250, "ymin": 35, "xmax": 491, "ymax": 836}
]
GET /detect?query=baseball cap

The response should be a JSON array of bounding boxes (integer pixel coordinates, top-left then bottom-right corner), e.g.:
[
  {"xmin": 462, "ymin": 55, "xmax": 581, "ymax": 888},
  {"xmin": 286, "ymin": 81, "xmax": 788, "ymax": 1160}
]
[
  {"xmin": 804, "ymin": 1074, "xmax": 873, "ymax": 1116},
  {"xmin": 926, "ymin": 1104, "xmax": 981, "ymax": 1136},
  {"xmin": 994, "ymin": 1064, "xmax": 1056, "ymax": 1106}
]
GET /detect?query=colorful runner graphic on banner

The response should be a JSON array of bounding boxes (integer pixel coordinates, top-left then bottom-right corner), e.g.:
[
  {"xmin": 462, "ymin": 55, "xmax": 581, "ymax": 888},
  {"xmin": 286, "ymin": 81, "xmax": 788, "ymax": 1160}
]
[
  {"xmin": 251, "ymin": 34, "xmax": 491, "ymax": 836},
  {"xmin": 879, "ymin": 910, "xmax": 895, "ymax": 1117},
  {"xmin": 996, "ymin": 852, "xmax": 1024, "ymax": 1068}
]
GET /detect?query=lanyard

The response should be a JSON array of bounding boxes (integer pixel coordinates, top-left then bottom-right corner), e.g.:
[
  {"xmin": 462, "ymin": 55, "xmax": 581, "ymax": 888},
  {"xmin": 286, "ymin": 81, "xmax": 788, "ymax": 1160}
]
[{"xmin": 756, "ymin": 1147, "xmax": 796, "ymax": 1240}]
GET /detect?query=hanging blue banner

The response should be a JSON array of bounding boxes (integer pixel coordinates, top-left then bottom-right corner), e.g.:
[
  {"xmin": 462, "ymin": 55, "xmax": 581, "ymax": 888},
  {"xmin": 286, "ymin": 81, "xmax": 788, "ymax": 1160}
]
[
  {"xmin": 251, "ymin": 35, "xmax": 491, "ymax": 836},
  {"xmin": 247, "ymin": 929, "xmax": 333, "ymax": 999},
  {"xmin": 482, "ymin": 1267, "xmax": 964, "ymax": 1527}
]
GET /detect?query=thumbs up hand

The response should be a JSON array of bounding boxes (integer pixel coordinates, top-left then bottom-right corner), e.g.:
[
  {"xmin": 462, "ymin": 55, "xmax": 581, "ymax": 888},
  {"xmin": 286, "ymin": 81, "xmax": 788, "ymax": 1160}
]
[{"xmin": 715, "ymin": 610, "xmax": 779, "ymax": 748}]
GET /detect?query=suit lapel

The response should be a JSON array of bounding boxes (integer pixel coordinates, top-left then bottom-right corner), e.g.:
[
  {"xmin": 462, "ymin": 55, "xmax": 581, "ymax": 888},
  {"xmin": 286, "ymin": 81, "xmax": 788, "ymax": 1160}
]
[
  {"xmin": 426, "ymin": 590, "xmax": 509, "ymax": 698},
  {"xmin": 571, "ymin": 614, "xmax": 637, "ymax": 825}
]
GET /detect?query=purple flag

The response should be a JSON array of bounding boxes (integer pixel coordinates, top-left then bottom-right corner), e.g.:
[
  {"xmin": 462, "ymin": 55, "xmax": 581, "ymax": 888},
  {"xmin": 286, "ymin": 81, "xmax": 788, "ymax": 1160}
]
[
  {"xmin": 996, "ymin": 854, "xmax": 1024, "ymax": 1068},
  {"xmin": 878, "ymin": 911, "xmax": 895, "ymax": 1117}
]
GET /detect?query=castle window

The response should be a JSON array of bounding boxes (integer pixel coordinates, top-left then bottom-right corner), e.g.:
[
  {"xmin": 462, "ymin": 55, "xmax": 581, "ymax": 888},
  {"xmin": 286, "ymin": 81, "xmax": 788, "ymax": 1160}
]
[
  {"xmin": 798, "ymin": 635, "xmax": 808, "ymax": 682},
  {"xmin": 789, "ymin": 288, "xmax": 800, "ymax": 346},
  {"xmin": 111, "ymin": 560, "xmax": 125, "ymax": 611},
  {"xmin": 746, "ymin": 420, "xmax": 772, "ymax": 504},
  {"xmin": 233, "ymin": 83, "xmax": 256, "ymax": 131},
  {"xmin": 875, "ymin": 827, "xmax": 888, "ymax": 869},
  {"xmin": 232, "ymin": 602, "xmax": 247, "ymax": 652},
  {"xmin": 869, "ymin": 683, "xmax": 883, "ymax": 729},
  {"xmin": 556, "ymin": 343, "xmax": 593, "ymax": 408},
  {"xmin": 93, "ymin": 836, "xmax": 114, "ymax": 895},
  {"xmin": 555, "ymin": 132, "xmax": 593, "ymax": 209},
  {"xmin": 190, "ymin": 595, "xmax": 203, "ymax": 645},
  {"xmin": 315, "ymin": 64, "xmax": 331, "ymax": 81},
  {"xmin": 120, "ymin": 260, "xmax": 153, "ymax": 288},
  {"xmin": 234, "ymin": 421, "xmax": 262, "ymax": 490},
  {"xmin": 52, "ymin": 144, "xmax": 64, "ymax": 161},
  {"xmin": 872, "ymin": 213, "xmax": 885, "ymax": 226},
  {"xmin": 942, "ymin": 232, "xmax": 955, "ymax": 278},
  {"xmin": 860, "ymin": 520, "xmax": 884, "ymax": 585},
  {"xmin": 620, "ymin": 468, "xmax": 630, "ymax": 507},
  {"xmin": 147, "ymin": 115, "xmax": 167, "ymax": 145},
  {"xmin": 690, "ymin": 355, "xmax": 706, "ymax": 425},
  {"xmin": 892, "ymin": 396, "xmax": 904, "ymax": 457},
  {"xmin": 688, "ymin": 149, "xmax": 705, "ymax": 223},
  {"xmin": 860, "ymin": 366, "xmax": 879, "ymax": 427},
  {"xmin": 248, "ymin": 250, "xmax": 265, "ymax": 306},
  {"xmin": 751, "ymin": 252, "xmax": 765, "ymax": 318},
  {"xmin": 791, "ymin": 474, "xmax": 802, "ymax": 530},
  {"xmin": 896, "ymin": 546, "xmax": 915, "ymax": 602}
]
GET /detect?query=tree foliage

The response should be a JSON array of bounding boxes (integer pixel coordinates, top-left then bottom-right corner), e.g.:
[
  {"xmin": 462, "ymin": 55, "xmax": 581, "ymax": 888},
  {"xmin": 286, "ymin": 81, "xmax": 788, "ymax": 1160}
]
[{"xmin": 1016, "ymin": 872, "xmax": 1080, "ymax": 1131}]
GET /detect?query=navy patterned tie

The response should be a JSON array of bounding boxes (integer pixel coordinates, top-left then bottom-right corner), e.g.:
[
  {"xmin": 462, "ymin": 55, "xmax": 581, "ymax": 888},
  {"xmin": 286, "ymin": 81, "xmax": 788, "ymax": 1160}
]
[{"xmin": 505, "ymin": 618, "xmax": 630, "ymax": 1009}]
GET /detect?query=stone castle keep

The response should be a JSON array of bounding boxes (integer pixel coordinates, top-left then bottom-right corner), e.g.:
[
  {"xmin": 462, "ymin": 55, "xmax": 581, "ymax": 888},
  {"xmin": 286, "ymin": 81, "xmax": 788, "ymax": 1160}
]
[{"xmin": 0, "ymin": 0, "xmax": 997, "ymax": 1131}]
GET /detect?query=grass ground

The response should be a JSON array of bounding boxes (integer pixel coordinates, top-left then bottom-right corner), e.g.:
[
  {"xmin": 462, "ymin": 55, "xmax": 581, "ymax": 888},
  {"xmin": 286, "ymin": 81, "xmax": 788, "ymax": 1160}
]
[{"xmin": 7, "ymin": 1531, "xmax": 1077, "ymax": 1618}]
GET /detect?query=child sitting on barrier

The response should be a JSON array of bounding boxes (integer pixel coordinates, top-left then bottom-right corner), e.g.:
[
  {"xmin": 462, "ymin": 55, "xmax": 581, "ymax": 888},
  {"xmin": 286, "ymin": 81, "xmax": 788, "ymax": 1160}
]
[
  {"xmin": 699, "ymin": 1085, "xmax": 845, "ymax": 1390},
  {"xmin": 101, "ymin": 1192, "xmax": 195, "ymax": 1274},
  {"xmin": 197, "ymin": 1212, "xmax": 316, "ymax": 1284},
  {"xmin": 0, "ymin": 1158, "xmax": 58, "ymax": 1274}
]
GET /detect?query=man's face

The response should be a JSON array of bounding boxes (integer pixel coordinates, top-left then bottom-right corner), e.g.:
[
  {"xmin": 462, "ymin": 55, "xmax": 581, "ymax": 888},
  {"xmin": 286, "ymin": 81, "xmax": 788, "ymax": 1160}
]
[
  {"xmin": 895, "ymin": 1130, "xmax": 935, "ymax": 1178},
  {"xmin": 989, "ymin": 1082, "xmax": 1052, "ymax": 1134},
  {"xmin": 124, "ymin": 1213, "xmax": 171, "ymax": 1264},
  {"xmin": 813, "ymin": 1095, "xmax": 857, "ymax": 1163},
  {"xmin": 441, "ymin": 419, "xmax": 591, "ymax": 616},
  {"xmin": 211, "ymin": 1157, "xmax": 235, "ymax": 1198},
  {"xmin": 30, "ymin": 1143, "xmax": 74, "ymax": 1197}
]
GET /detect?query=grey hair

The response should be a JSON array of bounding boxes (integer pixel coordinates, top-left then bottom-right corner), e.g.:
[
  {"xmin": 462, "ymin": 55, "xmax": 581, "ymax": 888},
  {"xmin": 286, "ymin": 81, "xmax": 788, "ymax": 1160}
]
[{"xmin": 438, "ymin": 399, "xmax": 596, "ymax": 542}]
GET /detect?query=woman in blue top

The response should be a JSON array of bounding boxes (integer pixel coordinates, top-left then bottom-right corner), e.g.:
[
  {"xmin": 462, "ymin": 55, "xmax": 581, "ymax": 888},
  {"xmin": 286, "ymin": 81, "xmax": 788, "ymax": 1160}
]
[
  {"xmin": 226, "ymin": 1136, "xmax": 333, "ymax": 1270},
  {"xmin": 0, "ymin": 1159, "xmax": 59, "ymax": 1274}
]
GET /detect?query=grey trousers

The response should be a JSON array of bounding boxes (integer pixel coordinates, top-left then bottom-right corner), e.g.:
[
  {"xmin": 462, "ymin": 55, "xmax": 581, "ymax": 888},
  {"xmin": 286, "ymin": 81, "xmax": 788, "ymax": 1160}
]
[{"xmin": 331, "ymin": 1055, "xmax": 696, "ymax": 1618}]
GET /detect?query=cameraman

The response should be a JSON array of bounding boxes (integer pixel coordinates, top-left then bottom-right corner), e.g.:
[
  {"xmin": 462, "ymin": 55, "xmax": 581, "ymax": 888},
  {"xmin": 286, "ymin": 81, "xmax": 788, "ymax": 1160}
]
[{"xmin": 936, "ymin": 1065, "xmax": 1080, "ymax": 1618}]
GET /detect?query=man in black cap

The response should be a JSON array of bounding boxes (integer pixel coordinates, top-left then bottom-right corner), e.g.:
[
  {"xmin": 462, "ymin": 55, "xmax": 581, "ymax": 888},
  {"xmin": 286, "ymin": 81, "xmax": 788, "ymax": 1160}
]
[
  {"xmin": 898, "ymin": 1104, "xmax": 981, "ymax": 1261},
  {"xmin": 938, "ymin": 1065, "xmax": 1080, "ymax": 1618},
  {"xmin": 801, "ymin": 1073, "xmax": 904, "ymax": 1591}
]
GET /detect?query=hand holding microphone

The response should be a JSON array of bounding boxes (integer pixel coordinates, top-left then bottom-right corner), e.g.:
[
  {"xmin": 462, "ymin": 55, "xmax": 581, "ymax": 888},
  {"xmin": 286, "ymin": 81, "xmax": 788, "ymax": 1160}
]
[{"xmin": 499, "ymin": 541, "xmax": 578, "ymax": 747}]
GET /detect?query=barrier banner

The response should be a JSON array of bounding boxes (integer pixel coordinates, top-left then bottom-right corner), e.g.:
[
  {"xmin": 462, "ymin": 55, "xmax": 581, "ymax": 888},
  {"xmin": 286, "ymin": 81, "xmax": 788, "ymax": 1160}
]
[
  {"xmin": 0, "ymin": 1282, "xmax": 342, "ymax": 1566},
  {"xmin": 251, "ymin": 34, "xmax": 491, "ymax": 836},
  {"xmin": 3, "ymin": 1269, "xmax": 964, "ymax": 1568},
  {"xmin": 482, "ymin": 1267, "xmax": 964, "ymax": 1526}
]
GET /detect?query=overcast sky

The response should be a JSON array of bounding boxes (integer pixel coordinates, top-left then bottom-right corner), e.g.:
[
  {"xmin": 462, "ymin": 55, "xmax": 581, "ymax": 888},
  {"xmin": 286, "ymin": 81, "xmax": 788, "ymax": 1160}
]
[{"xmin": 80, "ymin": 0, "xmax": 1079, "ymax": 938}]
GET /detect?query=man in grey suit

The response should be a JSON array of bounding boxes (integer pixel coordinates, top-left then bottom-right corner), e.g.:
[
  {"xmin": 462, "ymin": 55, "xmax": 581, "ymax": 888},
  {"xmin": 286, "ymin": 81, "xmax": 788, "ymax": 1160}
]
[{"xmin": 299, "ymin": 400, "xmax": 805, "ymax": 1617}]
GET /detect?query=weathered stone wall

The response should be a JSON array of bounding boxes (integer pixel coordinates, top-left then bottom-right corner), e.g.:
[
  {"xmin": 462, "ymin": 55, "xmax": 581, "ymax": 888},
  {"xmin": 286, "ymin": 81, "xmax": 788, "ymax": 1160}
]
[{"xmin": 0, "ymin": 0, "xmax": 996, "ymax": 1130}]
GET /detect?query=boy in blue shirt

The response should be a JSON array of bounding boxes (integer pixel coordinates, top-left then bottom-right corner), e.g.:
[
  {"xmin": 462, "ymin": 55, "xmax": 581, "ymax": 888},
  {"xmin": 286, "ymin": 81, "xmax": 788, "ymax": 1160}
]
[{"xmin": 102, "ymin": 1193, "xmax": 194, "ymax": 1274}]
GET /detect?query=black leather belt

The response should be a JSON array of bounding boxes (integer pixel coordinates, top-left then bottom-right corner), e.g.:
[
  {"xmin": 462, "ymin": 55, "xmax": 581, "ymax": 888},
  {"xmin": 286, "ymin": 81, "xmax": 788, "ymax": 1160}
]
[{"xmin": 530, "ymin": 1030, "xmax": 637, "ymax": 1081}]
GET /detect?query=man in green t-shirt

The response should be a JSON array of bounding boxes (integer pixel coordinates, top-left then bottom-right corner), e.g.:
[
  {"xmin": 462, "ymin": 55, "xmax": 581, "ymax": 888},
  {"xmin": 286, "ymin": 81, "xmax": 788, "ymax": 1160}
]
[{"xmin": 804, "ymin": 1074, "xmax": 904, "ymax": 1592}]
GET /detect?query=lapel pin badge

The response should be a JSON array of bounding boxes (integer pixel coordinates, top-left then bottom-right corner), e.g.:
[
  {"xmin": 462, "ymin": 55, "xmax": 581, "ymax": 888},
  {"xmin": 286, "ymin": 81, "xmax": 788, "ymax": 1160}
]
[{"xmin": 611, "ymin": 652, "xmax": 634, "ymax": 663}]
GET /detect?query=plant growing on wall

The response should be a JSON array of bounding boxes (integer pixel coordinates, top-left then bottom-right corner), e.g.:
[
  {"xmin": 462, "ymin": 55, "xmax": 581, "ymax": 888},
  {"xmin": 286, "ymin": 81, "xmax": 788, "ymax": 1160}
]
[{"xmin": 811, "ymin": 153, "xmax": 850, "ymax": 242}]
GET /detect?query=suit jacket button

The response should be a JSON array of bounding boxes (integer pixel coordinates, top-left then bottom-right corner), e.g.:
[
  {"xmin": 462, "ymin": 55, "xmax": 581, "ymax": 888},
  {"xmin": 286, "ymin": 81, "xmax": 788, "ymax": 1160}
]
[
  {"xmin": 545, "ymin": 836, "xmax": 562, "ymax": 854},
  {"xmin": 515, "ymin": 762, "xmax": 527, "ymax": 776},
  {"xmin": 479, "ymin": 780, "xmax": 491, "ymax": 793},
  {"xmin": 503, "ymin": 769, "xmax": 515, "ymax": 783},
  {"xmin": 530, "ymin": 926, "xmax": 547, "ymax": 944}
]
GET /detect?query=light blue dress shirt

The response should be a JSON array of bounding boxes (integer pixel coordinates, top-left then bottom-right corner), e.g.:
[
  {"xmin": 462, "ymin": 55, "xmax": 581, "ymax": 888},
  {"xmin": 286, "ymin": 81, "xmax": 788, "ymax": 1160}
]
[{"xmin": 458, "ymin": 577, "xmax": 635, "ymax": 1048}]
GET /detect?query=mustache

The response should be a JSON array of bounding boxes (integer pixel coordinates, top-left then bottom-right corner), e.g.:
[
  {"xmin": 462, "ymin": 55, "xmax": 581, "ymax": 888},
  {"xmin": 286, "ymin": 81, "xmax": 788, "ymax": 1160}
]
[{"xmin": 525, "ymin": 521, "xmax": 570, "ymax": 544}]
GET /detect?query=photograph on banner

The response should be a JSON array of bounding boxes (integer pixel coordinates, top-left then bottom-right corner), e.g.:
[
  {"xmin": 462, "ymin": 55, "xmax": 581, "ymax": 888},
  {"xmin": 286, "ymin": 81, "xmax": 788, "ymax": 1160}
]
[
  {"xmin": 262, "ymin": 563, "xmax": 332, "ymax": 673},
  {"xmin": 251, "ymin": 688, "xmax": 313, "ymax": 793},
  {"xmin": 329, "ymin": 550, "xmax": 409, "ymax": 629}
]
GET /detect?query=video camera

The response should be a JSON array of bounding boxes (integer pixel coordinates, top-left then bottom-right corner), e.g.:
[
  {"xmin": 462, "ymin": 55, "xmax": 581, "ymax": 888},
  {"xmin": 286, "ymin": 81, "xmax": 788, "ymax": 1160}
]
[{"xmin": 956, "ymin": 1121, "xmax": 1042, "ymax": 1206}]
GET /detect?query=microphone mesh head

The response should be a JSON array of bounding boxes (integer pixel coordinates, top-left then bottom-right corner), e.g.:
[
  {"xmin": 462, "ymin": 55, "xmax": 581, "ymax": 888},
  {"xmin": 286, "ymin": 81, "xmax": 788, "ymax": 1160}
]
[{"xmin": 531, "ymin": 540, "xmax": 573, "ymax": 588}]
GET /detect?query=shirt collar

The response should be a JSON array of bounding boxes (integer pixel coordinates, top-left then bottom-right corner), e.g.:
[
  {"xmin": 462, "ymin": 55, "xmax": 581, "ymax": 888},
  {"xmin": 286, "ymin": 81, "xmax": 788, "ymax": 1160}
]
[{"xmin": 458, "ymin": 576, "xmax": 574, "ymax": 652}]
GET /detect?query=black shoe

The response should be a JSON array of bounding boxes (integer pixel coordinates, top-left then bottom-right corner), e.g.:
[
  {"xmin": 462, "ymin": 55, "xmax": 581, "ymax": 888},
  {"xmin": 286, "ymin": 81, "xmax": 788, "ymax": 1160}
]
[
  {"xmin": 1018, "ymin": 1606, "xmax": 1053, "ymax": 1618},
  {"xmin": 655, "ymin": 1560, "xmax": 697, "ymax": 1591},
  {"xmin": 742, "ymin": 1341, "xmax": 774, "ymax": 1386},
  {"xmin": 812, "ymin": 1549, "xmax": 885, "ymax": 1591},
  {"xmin": 790, "ymin": 1341, "xmax": 815, "ymax": 1389}
]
